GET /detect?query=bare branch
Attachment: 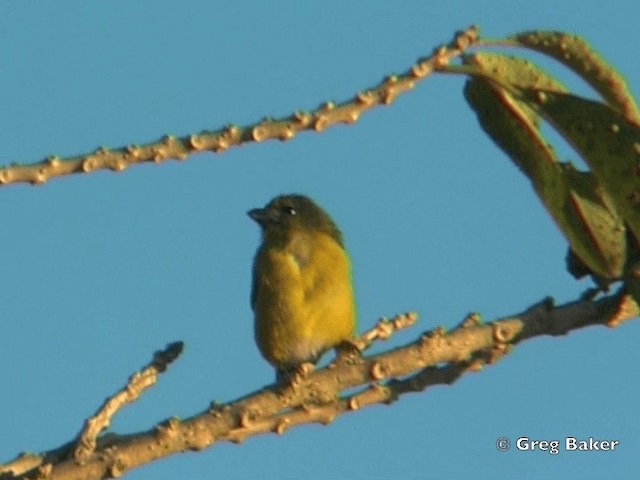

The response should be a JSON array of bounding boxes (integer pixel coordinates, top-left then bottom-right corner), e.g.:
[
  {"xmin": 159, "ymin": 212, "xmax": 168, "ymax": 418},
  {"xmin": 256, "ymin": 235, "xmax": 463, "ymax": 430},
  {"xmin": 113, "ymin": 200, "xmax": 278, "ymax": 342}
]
[
  {"xmin": 0, "ymin": 26, "xmax": 478, "ymax": 188},
  {"xmin": 351, "ymin": 311, "xmax": 417, "ymax": 352},
  {"xmin": 73, "ymin": 342, "xmax": 184, "ymax": 462},
  {"xmin": 2, "ymin": 290, "xmax": 634, "ymax": 480}
]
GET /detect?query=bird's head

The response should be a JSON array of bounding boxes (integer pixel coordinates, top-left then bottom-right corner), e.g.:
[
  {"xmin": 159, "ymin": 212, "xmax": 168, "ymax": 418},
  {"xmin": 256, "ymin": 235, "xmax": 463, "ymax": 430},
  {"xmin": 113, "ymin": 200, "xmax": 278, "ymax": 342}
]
[{"xmin": 248, "ymin": 194, "xmax": 343, "ymax": 246}]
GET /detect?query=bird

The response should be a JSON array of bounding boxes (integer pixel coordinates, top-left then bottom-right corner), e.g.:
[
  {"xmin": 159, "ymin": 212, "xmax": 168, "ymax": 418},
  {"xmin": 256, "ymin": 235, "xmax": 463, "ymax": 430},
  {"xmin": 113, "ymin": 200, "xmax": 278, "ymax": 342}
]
[{"xmin": 248, "ymin": 194, "xmax": 356, "ymax": 381}]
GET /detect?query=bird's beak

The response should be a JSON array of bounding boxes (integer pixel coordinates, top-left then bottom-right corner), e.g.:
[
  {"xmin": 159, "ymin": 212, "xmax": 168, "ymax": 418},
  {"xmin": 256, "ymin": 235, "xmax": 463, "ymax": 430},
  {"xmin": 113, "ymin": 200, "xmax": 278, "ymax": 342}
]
[{"xmin": 248, "ymin": 207, "xmax": 278, "ymax": 225}]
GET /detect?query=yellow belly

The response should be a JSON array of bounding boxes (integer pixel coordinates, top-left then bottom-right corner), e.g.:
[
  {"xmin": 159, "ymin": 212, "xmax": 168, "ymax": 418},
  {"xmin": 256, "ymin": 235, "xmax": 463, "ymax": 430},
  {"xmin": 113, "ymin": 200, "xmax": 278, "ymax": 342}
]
[{"xmin": 253, "ymin": 232, "xmax": 356, "ymax": 369}]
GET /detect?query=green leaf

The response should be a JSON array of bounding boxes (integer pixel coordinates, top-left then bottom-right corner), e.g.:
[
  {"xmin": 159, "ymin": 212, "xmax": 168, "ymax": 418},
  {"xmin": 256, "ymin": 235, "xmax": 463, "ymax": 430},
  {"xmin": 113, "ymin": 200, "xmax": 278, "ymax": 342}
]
[
  {"xmin": 510, "ymin": 31, "xmax": 640, "ymax": 124},
  {"xmin": 524, "ymin": 89, "xmax": 640, "ymax": 246},
  {"xmin": 463, "ymin": 60, "xmax": 626, "ymax": 279}
]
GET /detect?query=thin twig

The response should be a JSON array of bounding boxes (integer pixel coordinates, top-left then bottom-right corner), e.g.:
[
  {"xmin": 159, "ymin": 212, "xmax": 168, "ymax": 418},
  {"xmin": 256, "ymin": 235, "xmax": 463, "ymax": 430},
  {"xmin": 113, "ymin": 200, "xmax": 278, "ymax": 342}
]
[
  {"xmin": 0, "ymin": 25, "xmax": 479, "ymax": 187},
  {"xmin": 351, "ymin": 311, "xmax": 418, "ymax": 352},
  {"xmin": 73, "ymin": 342, "xmax": 184, "ymax": 462}
]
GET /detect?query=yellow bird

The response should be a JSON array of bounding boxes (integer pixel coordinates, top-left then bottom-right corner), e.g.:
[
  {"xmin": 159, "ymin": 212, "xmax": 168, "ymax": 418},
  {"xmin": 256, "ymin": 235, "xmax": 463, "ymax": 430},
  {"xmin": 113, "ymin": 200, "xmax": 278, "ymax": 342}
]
[{"xmin": 248, "ymin": 194, "xmax": 356, "ymax": 380}]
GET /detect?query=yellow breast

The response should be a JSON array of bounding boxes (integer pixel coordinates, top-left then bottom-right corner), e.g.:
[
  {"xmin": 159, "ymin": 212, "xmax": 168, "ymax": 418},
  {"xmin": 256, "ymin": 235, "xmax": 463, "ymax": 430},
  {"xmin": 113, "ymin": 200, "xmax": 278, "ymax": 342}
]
[{"xmin": 252, "ymin": 231, "xmax": 356, "ymax": 368}]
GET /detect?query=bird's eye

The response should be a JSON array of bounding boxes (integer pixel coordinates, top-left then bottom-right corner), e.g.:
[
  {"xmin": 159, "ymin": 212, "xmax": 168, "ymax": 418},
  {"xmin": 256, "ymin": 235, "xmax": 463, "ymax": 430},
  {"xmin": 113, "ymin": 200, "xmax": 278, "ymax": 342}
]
[{"xmin": 282, "ymin": 206, "xmax": 296, "ymax": 215}]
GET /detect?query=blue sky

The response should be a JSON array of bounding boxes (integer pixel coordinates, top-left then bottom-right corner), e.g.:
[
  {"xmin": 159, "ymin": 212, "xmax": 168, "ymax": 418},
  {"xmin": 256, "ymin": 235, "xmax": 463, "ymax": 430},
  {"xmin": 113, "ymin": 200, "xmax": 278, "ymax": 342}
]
[{"xmin": 1, "ymin": 2, "xmax": 638, "ymax": 479}]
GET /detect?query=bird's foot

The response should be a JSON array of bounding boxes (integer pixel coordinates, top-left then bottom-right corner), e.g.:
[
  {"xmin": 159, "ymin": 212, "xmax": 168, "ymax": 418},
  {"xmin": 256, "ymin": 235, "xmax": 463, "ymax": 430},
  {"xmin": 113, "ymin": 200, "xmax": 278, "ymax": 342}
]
[{"xmin": 333, "ymin": 340, "xmax": 363, "ymax": 366}]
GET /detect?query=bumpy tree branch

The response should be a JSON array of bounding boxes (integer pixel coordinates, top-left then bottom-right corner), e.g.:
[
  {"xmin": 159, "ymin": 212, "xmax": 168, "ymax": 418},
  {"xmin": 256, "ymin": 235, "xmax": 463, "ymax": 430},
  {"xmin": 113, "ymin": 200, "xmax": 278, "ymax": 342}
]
[
  {"xmin": 1, "ymin": 291, "xmax": 634, "ymax": 480},
  {"xmin": 73, "ymin": 342, "xmax": 184, "ymax": 462},
  {"xmin": 0, "ymin": 25, "xmax": 478, "ymax": 188}
]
